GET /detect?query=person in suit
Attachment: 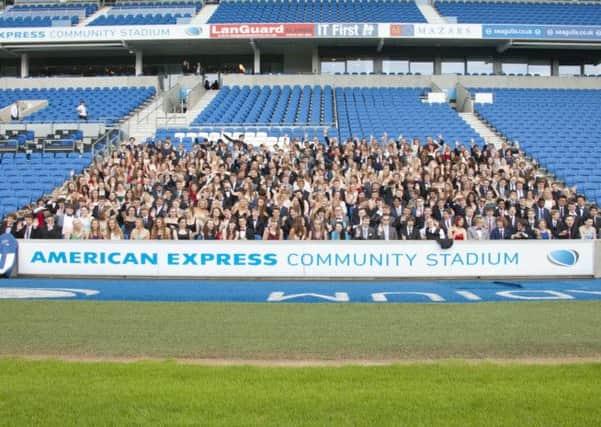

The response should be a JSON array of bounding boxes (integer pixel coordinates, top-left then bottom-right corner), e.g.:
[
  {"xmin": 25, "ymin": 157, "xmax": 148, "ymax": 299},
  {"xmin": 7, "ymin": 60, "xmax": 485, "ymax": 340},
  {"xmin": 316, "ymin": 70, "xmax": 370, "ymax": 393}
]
[
  {"xmin": 510, "ymin": 220, "xmax": 533, "ymax": 239},
  {"xmin": 534, "ymin": 199, "xmax": 551, "ymax": 224},
  {"xmin": 0, "ymin": 214, "xmax": 18, "ymax": 236},
  {"xmin": 248, "ymin": 209, "xmax": 267, "ymax": 239},
  {"xmin": 490, "ymin": 218, "xmax": 511, "ymax": 240},
  {"xmin": 505, "ymin": 206, "xmax": 518, "ymax": 231},
  {"xmin": 467, "ymin": 216, "xmax": 490, "ymax": 240},
  {"xmin": 376, "ymin": 215, "xmax": 398, "ymax": 240},
  {"xmin": 140, "ymin": 207, "xmax": 154, "ymax": 231},
  {"xmin": 400, "ymin": 217, "xmax": 420, "ymax": 240},
  {"xmin": 421, "ymin": 218, "xmax": 445, "ymax": 240},
  {"xmin": 440, "ymin": 209, "xmax": 454, "ymax": 237},
  {"xmin": 14, "ymin": 214, "xmax": 41, "ymax": 240},
  {"xmin": 590, "ymin": 206, "xmax": 601, "ymax": 235},
  {"xmin": 235, "ymin": 217, "xmax": 255, "ymax": 240},
  {"xmin": 548, "ymin": 210, "xmax": 563, "ymax": 239},
  {"xmin": 328, "ymin": 206, "xmax": 350, "ymax": 231},
  {"xmin": 40, "ymin": 216, "xmax": 62, "ymax": 239},
  {"xmin": 557, "ymin": 215, "xmax": 579, "ymax": 239},
  {"xmin": 463, "ymin": 206, "xmax": 476, "ymax": 229},
  {"xmin": 354, "ymin": 216, "xmax": 376, "ymax": 240},
  {"xmin": 575, "ymin": 195, "xmax": 589, "ymax": 220},
  {"xmin": 557, "ymin": 196, "xmax": 569, "ymax": 220}
]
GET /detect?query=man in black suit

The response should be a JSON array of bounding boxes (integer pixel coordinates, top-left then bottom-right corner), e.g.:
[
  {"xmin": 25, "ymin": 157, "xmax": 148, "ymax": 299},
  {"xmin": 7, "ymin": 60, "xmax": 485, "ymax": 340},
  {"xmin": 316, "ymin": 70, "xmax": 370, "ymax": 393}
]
[
  {"xmin": 548, "ymin": 210, "xmax": 564, "ymax": 239},
  {"xmin": 14, "ymin": 214, "xmax": 41, "ymax": 240},
  {"xmin": 40, "ymin": 216, "xmax": 62, "ymax": 239},
  {"xmin": 248, "ymin": 209, "xmax": 267, "ymax": 239},
  {"xmin": 140, "ymin": 207, "xmax": 154, "ymax": 231},
  {"xmin": 0, "ymin": 214, "xmax": 18, "ymax": 236},
  {"xmin": 463, "ymin": 206, "xmax": 475, "ymax": 229},
  {"xmin": 400, "ymin": 217, "xmax": 420, "ymax": 240},
  {"xmin": 505, "ymin": 206, "xmax": 518, "ymax": 231},
  {"xmin": 590, "ymin": 206, "xmax": 601, "ymax": 235},
  {"xmin": 236, "ymin": 217, "xmax": 255, "ymax": 240},
  {"xmin": 557, "ymin": 215, "xmax": 579, "ymax": 239},
  {"xmin": 575, "ymin": 195, "xmax": 589, "ymax": 220},
  {"xmin": 557, "ymin": 196, "xmax": 569, "ymax": 220}
]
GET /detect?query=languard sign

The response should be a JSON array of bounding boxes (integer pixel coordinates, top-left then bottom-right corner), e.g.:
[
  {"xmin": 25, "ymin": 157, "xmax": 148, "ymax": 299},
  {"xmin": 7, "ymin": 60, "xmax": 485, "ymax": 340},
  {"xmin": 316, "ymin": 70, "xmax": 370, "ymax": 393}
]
[
  {"xmin": 17, "ymin": 240, "xmax": 595, "ymax": 278},
  {"xmin": 2, "ymin": 23, "xmax": 601, "ymax": 44}
]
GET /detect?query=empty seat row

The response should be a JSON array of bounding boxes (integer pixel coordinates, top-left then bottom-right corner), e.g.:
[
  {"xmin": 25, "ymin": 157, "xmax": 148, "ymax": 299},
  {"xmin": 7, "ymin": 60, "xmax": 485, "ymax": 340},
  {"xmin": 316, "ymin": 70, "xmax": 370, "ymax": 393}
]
[
  {"xmin": 0, "ymin": 86, "xmax": 155, "ymax": 125},
  {"xmin": 192, "ymin": 85, "xmax": 334, "ymax": 127},
  {"xmin": 209, "ymin": 0, "xmax": 426, "ymax": 23},
  {"xmin": 435, "ymin": 0, "xmax": 601, "ymax": 26}
]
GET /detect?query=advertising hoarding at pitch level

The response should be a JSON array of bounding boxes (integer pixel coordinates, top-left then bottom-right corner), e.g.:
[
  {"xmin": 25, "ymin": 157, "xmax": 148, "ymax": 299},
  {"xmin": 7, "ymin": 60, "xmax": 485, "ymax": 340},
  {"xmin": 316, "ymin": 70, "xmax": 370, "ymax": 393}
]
[{"xmin": 17, "ymin": 240, "xmax": 595, "ymax": 279}]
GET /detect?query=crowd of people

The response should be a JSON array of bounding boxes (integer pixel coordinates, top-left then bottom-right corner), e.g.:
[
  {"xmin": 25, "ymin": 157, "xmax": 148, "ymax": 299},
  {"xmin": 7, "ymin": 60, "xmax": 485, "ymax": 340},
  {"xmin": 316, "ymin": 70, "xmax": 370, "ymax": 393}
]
[{"xmin": 1, "ymin": 131, "xmax": 600, "ymax": 241}]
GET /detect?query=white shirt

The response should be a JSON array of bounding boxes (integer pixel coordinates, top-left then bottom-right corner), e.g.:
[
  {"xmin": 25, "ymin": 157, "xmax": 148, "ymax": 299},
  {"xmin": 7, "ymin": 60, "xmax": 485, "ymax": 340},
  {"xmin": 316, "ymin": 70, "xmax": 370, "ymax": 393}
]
[
  {"xmin": 76, "ymin": 104, "xmax": 87, "ymax": 117},
  {"xmin": 62, "ymin": 214, "xmax": 74, "ymax": 236},
  {"xmin": 10, "ymin": 103, "xmax": 19, "ymax": 119}
]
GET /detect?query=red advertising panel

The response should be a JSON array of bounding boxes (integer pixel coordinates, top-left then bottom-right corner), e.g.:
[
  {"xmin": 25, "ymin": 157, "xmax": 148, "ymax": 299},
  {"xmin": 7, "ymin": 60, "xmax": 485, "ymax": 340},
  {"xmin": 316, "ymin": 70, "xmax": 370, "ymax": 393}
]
[{"xmin": 210, "ymin": 23, "xmax": 314, "ymax": 38}]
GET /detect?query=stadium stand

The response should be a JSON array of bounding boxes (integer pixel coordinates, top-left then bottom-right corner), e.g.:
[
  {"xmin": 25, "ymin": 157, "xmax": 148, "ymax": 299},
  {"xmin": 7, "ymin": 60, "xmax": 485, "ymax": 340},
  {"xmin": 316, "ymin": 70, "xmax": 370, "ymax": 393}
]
[
  {"xmin": 208, "ymin": 0, "xmax": 427, "ymax": 23},
  {"xmin": 0, "ymin": 152, "xmax": 93, "ymax": 220},
  {"xmin": 0, "ymin": 86, "xmax": 156, "ymax": 125},
  {"xmin": 435, "ymin": 0, "xmax": 601, "ymax": 26},
  {"xmin": 0, "ymin": 2, "xmax": 98, "ymax": 27},
  {"xmin": 4, "ymin": 116, "xmax": 596, "ymax": 241},
  {"xmin": 472, "ymin": 88, "xmax": 601, "ymax": 208},
  {"xmin": 88, "ymin": 1, "xmax": 201, "ymax": 26},
  {"xmin": 335, "ymin": 87, "xmax": 483, "ymax": 144},
  {"xmin": 191, "ymin": 85, "xmax": 334, "ymax": 127}
]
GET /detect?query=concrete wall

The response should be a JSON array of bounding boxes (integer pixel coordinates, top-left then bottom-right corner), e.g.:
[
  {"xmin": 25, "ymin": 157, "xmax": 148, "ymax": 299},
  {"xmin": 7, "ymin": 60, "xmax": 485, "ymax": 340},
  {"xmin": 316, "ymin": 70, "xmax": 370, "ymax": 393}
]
[
  {"xmin": 222, "ymin": 73, "xmax": 601, "ymax": 89},
  {"xmin": 455, "ymin": 84, "xmax": 473, "ymax": 113},
  {"xmin": 223, "ymin": 74, "xmax": 433, "ymax": 87},
  {"xmin": 0, "ymin": 100, "xmax": 47, "ymax": 123},
  {"xmin": 457, "ymin": 75, "xmax": 601, "ymax": 90},
  {"xmin": 0, "ymin": 76, "xmax": 160, "ymax": 90}
]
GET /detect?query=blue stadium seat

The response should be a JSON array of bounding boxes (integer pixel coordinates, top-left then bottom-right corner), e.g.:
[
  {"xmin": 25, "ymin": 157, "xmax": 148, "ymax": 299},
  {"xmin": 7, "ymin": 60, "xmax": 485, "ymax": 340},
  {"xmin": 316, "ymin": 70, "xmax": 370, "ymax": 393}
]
[
  {"xmin": 472, "ymin": 87, "xmax": 601, "ymax": 203},
  {"xmin": 88, "ymin": 1, "xmax": 200, "ymax": 26},
  {"xmin": 0, "ymin": 86, "xmax": 155, "ymax": 125},
  {"xmin": 435, "ymin": 1, "xmax": 601, "ymax": 26},
  {"xmin": 209, "ymin": 0, "xmax": 427, "ymax": 23}
]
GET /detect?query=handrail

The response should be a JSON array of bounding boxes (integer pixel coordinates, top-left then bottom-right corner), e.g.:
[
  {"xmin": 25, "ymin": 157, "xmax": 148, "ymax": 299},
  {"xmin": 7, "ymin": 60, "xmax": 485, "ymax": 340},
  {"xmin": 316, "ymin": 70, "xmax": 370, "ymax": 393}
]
[{"xmin": 159, "ymin": 122, "xmax": 337, "ymax": 129}]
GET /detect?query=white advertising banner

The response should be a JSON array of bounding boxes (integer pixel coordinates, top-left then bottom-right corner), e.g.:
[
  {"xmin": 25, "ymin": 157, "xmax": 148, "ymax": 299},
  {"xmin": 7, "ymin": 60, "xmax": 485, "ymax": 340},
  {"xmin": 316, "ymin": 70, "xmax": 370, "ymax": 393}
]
[
  {"xmin": 0, "ymin": 24, "xmax": 209, "ymax": 43},
  {"xmin": 17, "ymin": 240, "xmax": 595, "ymax": 278},
  {"xmin": 386, "ymin": 23, "xmax": 483, "ymax": 39}
]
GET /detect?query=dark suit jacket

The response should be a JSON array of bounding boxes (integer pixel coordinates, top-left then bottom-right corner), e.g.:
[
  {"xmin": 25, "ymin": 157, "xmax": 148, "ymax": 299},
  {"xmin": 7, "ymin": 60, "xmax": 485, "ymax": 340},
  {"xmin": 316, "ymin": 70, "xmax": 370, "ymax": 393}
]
[
  {"xmin": 490, "ymin": 228, "xmax": 511, "ymax": 240},
  {"xmin": 41, "ymin": 226, "xmax": 62, "ymax": 239},
  {"xmin": 557, "ymin": 224, "xmax": 579, "ymax": 239},
  {"xmin": 15, "ymin": 225, "xmax": 41, "ymax": 239},
  {"xmin": 549, "ymin": 220, "xmax": 563, "ymax": 239},
  {"xmin": 248, "ymin": 218, "xmax": 267, "ymax": 238},
  {"xmin": 400, "ymin": 225, "xmax": 421, "ymax": 240}
]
